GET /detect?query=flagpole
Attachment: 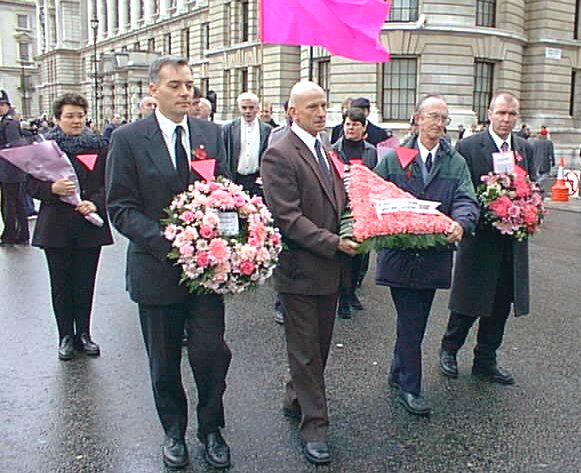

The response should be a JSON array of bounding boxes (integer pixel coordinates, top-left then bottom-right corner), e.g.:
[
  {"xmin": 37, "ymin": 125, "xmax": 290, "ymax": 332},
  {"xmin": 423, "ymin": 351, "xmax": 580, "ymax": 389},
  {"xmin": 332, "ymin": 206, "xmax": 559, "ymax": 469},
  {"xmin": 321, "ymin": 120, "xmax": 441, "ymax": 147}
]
[{"xmin": 308, "ymin": 46, "xmax": 314, "ymax": 81}]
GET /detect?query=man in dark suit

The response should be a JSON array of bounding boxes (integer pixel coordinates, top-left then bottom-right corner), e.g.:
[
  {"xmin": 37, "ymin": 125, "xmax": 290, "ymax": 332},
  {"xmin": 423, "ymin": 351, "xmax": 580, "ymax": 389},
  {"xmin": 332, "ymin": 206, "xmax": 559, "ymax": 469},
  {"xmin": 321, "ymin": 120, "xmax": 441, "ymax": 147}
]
[
  {"xmin": 222, "ymin": 92, "xmax": 272, "ymax": 195},
  {"xmin": 106, "ymin": 56, "xmax": 232, "ymax": 470},
  {"xmin": 261, "ymin": 81, "xmax": 359, "ymax": 465},
  {"xmin": 531, "ymin": 129, "xmax": 555, "ymax": 186},
  {"xmin": 332, "ymin": 97, "xmax": 389, "ymax": 146},
  {"xmin": 0, "ymin": 90, "xmax": 29, "ymax": 246},
  {"xmin": 439, "ymin": 91, "xmax": 534, "ymax": 386}
]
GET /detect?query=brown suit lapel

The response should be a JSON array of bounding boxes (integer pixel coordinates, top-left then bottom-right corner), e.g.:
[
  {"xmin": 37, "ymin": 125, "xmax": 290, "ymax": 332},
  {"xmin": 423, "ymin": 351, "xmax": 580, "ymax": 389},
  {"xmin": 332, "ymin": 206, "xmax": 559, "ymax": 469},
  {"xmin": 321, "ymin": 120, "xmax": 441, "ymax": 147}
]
[{"xmin": 289, "ymin": 131, "xmax": 338, "ymax": 213}]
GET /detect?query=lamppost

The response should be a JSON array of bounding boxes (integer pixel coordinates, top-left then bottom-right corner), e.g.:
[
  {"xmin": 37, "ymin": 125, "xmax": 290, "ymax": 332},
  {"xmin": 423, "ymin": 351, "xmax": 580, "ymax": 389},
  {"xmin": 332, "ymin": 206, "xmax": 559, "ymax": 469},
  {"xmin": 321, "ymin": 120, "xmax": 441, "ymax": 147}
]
[{"xmin": 90, "ymin": 15, "xmax": 99, "ymax": 130}]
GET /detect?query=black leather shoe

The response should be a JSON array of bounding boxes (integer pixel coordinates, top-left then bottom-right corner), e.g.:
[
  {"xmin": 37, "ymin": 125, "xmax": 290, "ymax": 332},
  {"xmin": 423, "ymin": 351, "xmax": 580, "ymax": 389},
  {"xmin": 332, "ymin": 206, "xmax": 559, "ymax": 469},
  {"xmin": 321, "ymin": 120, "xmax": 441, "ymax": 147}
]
[
  {"xmin": 472, "ymin": 365, "xmax": 515, "ymax": 385},
  {"xmin": 198, "ymin": 430, "xmax": 231, "ymax": 469},
  {"xmin": 78, "ymin": 333, "xmax": 100, "ymax": 357},
  {"xmin": 350, "ymin": 292, "xmax": 365, "ymax": 311},
  {"xmin": 439, "ymin": 349, "xmax": 458, "ymax": 378},
  {"xmin": 303, "ymin": 441, "xmax": 331, "ymax": 465},
  {"xmin": 282, "ymin": 406, "xmax": 302, "ymax": 420},
  {"xmin": 398, "ymin": 390, "xmax": 431, "ymax": 416},
  {"xmin": 387, "ymin": 375, "xmax": 400, "ymax": 390},
  {"xmin": 273, "ymin": 309, "xmax": 285, "ymax": 325},
  {"xmin": 162, "ymin": 437, "xmax": 189, "ymax": 469},
  {"xmin": 58, "ymin": 335, "xmax": 75, "ymax": 361},
  {"xmin": 337, "ymin": 298, "xmax": 352, "ymax": 319}
]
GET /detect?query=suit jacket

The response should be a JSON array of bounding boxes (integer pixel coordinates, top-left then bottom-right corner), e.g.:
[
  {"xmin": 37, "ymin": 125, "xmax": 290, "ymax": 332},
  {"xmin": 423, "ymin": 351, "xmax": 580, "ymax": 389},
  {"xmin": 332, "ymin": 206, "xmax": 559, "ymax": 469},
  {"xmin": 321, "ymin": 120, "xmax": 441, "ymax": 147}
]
[
  {"xmin": 261, "ymin": 129, "xmax": 345, "ymax": 295},
  {"xmin": 28, "ymin": 146, "xmax": 113, "ymax": 248},
  {"xmin": 449, "ymin": 131, "xmax": 534, "ymax": 317},
  {"xmin": 222, "ymin": 118, "xmax": 271, "ymax": 177},
  {"xmin": 531, "ymin": 138, "xmax": 555, "ymax": 175},
  {"xmin": 106, "ymin": 114, "xmax": 229, "ymax": 305}
]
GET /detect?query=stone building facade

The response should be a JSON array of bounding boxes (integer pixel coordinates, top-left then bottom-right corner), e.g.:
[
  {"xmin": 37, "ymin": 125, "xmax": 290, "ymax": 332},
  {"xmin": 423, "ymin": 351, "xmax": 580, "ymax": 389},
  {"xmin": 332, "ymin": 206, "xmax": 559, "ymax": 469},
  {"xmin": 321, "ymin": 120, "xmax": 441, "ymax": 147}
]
[
  {"xmin": 0, "ymin": 0, "xmax": 39, "ymax": 117},
  {"xmin": 32, "ymin": 0, "xmax": 581, "ymax": 163}
]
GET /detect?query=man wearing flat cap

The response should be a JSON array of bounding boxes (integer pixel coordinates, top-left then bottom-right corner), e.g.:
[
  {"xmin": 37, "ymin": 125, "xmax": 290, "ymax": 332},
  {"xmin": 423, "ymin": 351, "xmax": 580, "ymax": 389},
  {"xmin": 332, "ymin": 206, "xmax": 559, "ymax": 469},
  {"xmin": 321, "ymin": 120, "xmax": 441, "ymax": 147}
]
[
  {"xmin": 347, "ymin": 97, "xmax": 389, "ymax": 146},
  {"xmin": 0, "ymin": 90, "xmax": 29, "ymax": 246}
]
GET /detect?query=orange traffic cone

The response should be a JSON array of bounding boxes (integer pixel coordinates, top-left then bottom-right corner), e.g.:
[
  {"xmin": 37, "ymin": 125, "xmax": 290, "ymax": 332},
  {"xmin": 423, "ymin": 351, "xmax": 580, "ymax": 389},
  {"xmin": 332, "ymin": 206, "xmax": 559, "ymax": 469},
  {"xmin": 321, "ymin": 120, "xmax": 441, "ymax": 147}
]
[{"xmin": 551, "ymin": 157, "xmax": 569, "ymax": 202}]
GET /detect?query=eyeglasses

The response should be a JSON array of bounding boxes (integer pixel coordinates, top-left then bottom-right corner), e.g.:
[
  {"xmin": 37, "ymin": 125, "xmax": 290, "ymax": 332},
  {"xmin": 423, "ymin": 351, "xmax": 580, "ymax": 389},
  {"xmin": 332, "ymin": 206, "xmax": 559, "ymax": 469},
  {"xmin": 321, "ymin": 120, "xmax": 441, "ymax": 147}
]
[{"xmin": 422, "ymin": 112, "xmax": 451, "ymax": 125}]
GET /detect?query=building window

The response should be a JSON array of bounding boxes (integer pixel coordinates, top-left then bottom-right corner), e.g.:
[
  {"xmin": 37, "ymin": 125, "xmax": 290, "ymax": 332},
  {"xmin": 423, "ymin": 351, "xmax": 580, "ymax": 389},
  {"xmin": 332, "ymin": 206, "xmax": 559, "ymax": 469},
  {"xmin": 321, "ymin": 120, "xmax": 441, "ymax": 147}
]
[
  {"xmin": 139, "ymin": 0, "xmax": 144, "ymax": 18},
  {"xmin": 381, "ymin": 57, "xmax": 417, "ymax": 121},
  {"xmin": 476, "ymin": 0, "xmax": 496, "ymax": 27},
  {"xmin": 473, "ymin": 60, "xmax": 494, "ymax": 124},
  {"xmin": 224, "ymin": 3, "xmax": 231, "ymax": 46},
  {"xmin": 570, "ymin": 70, "xmax": 578, "ymax": 116},
  {"xmin": 164, "ymin": 33, "xmax": 172, "ymax": 54},
  {"xmin": 134, "ymin": 41, "xmax": 140, "ymax": 51},
  {"xmin": 148, "ymin": 37, "xmax": 156, "ymax": 52},
  {"xmin": 19, "ymin": 42, "xmax": 31, "ymax": 61},
  {"xmin": 316, "ymin": 59, "xmax": 331, "ymax": 104},
  {"xmin": 240, "ymin": 68, "xmax": 249, "ymax": 94},
  {"xmin": 386, "ymin": 0, "xmax": 418, "ymax": 23},
  {"xmin": 241, "ymin": 0, "xmax": 249, "ymax": 42},
  {"xmin": 182, "ymin": 28, "xmax": 190, "ymax": 58},
  {"xmin": 575, "ymin": 0, "xmax": 580, "ymax": 40},
  {"xmin": 201, "ymin": 22, "xmax": 210, "ymax": 53},
  {"xmin": 17, "ymin": 14, "xmax": 29, "ymax": 29}
]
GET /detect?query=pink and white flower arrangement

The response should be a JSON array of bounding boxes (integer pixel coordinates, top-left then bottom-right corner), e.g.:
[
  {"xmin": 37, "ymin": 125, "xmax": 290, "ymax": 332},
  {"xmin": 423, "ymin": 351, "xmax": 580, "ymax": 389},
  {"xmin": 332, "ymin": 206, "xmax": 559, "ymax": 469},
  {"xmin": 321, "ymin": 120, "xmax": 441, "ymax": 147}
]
[
  {"xmin": 162, "ymin": 177, "xmax": 282, "ymax": 294},
  {"xmin": 478, "ymin": 172, "xmax": 545, "ymax": 241}
]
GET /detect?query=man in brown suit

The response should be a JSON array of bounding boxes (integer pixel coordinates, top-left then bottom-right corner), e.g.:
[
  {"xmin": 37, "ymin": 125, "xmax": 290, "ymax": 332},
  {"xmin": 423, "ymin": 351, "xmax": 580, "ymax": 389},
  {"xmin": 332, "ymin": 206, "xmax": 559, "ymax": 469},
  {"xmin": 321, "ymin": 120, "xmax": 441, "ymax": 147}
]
[{"xmin": 261, "ymin": 81, "xmax": 359, "ymax": 465}]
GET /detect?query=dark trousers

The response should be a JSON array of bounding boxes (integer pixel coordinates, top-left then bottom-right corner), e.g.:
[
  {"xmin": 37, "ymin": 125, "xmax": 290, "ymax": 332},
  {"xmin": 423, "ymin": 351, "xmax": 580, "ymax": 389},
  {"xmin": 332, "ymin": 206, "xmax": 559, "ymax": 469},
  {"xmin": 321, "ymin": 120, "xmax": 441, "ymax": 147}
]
[
  {"xmin": 44, "ymin": 247, "xmax": 101, "ymax": 341},
  {"xmin": 235, "ymin": 172, "xmax": 261, "ymax": 196},
  {"xmin": 138, "ymin": 294, "xmax": 232, "ymax": 441},
  {"xmin": 389, "ymin": 287, "xmax": 436, "ymax": 396},
  {"xmin": 279, "ymin": 292, "xmax": 338, "ymax": 442},
  {"xmin": 0, "ymin": 182, "xmax": 29, "ymax": 244},
  {"xmin": 441, "ymin": 244, "xmax": 513, "ymax": 367}
]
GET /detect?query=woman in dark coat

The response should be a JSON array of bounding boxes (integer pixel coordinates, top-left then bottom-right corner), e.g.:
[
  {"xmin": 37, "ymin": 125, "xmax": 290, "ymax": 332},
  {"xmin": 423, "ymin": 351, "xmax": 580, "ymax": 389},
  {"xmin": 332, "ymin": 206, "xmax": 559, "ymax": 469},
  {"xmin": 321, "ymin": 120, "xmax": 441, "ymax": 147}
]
[{"xmin": 27, "ymin": 93, "xmax": 113, "ymax": 360}]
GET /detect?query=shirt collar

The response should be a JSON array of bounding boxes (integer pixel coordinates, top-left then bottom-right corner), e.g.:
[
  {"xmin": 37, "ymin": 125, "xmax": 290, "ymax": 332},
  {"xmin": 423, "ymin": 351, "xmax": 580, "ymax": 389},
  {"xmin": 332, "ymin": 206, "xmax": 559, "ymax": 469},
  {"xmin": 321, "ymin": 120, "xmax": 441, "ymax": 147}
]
[
  {"xmin": 291, "ymin": 122, "xmax": 321, "ymax": 151},
  {"xmin": 241, "ymin": 117, "xmax": 259, "ymax": 129},
  {"xmin": 155, "ymin": 109, "xmax": 189, "ymax": 138},
  {"xmin": 488, "ymin": 127, "xmax": 512, "ymax": 151},
  {"xmin": 417, "ymin": 139, "xmax": 439, "ymax": 162}
]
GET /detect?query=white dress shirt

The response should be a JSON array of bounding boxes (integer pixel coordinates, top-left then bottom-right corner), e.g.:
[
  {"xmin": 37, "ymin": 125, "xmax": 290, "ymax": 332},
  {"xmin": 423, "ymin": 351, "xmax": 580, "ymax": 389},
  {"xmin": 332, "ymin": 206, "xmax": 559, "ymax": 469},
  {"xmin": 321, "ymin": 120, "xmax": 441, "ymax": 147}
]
[
  {"xmin": 417, "ymin": 140, "xmax": 439, "ymax": 166},
  {"xmin": 237, "ymin": 118, "xmax": 261, "ymax": 175},
  {"xmin": 488, "ymin": 127, "xmax": 512, "ymax": 151},
  {"xmin": 155, "ymin": 109, "xmax": 191, "ymax": 168},
  {"xmin": 291, "ymin": 122, "xmax": 331, "ymax": 172}
]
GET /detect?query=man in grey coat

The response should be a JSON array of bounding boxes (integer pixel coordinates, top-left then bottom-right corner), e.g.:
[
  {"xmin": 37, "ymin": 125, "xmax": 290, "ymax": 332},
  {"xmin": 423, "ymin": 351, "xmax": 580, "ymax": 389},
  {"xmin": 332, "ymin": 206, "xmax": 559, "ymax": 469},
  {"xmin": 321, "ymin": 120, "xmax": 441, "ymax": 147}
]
[
  {"xmin": 222, "ymin": 92, "xmax": 271, "ymax": 195},
  {"xmin": 439, "ymin": 91, "xmax": 534, "ymax": 385}
]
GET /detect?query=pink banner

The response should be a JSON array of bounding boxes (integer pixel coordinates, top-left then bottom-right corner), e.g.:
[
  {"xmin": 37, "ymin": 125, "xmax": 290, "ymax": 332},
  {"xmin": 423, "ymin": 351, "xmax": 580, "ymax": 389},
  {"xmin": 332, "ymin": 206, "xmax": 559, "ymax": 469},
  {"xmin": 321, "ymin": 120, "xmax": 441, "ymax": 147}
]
[{"xmin": 260, "ymin": 0, "xmax": 390, "ymax": 63}]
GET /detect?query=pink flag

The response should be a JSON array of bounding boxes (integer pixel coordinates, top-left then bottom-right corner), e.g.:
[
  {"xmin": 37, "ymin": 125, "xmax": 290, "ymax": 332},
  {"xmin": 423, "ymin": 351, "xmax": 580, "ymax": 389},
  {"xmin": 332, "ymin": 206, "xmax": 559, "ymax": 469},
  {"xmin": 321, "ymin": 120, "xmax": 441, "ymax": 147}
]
[
  {"xmin": 76, "ymin": 153, "xmax": 99, "ymax": 171},
  {"xmin": 260, "ymin": 0, "xmax": 390, "ymax": 63}
]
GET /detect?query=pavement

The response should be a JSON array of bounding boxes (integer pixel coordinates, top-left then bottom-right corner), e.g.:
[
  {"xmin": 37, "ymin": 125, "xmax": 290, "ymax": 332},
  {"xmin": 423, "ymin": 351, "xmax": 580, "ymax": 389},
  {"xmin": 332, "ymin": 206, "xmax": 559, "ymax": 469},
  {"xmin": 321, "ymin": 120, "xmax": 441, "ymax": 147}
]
[{"xmin": 0, "ymin": 205, "xmax": 580, "ymax": 473}]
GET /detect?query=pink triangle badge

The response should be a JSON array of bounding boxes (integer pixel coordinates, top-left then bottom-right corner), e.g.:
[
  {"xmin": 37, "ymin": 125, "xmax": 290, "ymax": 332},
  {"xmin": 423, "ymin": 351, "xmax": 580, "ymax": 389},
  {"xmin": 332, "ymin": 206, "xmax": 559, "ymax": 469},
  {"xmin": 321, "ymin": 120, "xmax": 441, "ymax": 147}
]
[{"xmin": 76, "ymin": 154, "xmax": 98, "ymax": 171}]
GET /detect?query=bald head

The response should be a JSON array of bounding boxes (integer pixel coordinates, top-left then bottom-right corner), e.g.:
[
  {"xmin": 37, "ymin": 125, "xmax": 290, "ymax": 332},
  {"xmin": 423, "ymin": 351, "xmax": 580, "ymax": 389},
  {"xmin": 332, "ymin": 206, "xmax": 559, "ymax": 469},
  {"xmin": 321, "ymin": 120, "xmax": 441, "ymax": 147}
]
[
  {"xmin": 289, "ymin": 81, "xmax": 325, "ymax": 108},
  {"xmin": 288, "ymin": 81, "xmax": 327, "ymax": 137}
]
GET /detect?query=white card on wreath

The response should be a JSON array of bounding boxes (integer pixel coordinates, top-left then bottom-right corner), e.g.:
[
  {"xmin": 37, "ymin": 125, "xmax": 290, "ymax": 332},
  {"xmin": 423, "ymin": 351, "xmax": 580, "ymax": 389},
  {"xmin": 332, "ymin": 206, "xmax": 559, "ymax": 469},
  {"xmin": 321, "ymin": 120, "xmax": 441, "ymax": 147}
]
[
  {"xmin": 492, "ymin": 152, "xmax": 514, "ymax": 174},
  {"xmin": 218, "ymin": 212, "xmax": 240, "ymax": 236}
]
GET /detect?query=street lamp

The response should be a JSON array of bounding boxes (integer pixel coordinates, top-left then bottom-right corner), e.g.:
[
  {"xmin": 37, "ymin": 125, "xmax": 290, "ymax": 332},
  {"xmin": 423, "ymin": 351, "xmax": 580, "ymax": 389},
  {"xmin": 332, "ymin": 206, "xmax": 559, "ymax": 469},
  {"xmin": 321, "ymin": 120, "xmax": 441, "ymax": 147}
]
[{"xmin": 90, "ymin": 15, "xmax": 99, "ymax": 130}]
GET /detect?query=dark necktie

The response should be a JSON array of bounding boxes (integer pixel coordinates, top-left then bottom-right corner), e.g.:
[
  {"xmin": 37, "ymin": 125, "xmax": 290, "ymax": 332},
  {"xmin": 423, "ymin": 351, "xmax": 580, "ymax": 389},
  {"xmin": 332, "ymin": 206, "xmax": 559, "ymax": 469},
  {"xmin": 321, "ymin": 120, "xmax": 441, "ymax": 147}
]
[
  {"xmin": 501, "ymin": 141, "xmax": 509, "ymax": 152},
  {"xmin": 425, "ymin": 152, "xmax": 433, "ymax": 173},
  {"xmin": 314, "ymin": 139, "xmax": 332, "ymax": 182},
  {"xmin": 174, "ymin": 126, "xmax": 189, "ymax": 187}
]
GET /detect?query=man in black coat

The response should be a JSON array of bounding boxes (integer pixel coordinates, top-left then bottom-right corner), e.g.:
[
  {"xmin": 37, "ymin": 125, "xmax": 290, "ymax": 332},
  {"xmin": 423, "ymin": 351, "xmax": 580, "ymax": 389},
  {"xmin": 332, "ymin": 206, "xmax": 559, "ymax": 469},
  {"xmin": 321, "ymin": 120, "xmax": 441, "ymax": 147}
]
[
  {"xmin": 332, "ymin": 97, "xmax": 389, "ymax": 146},
  {"xmin": 0, "ymin": 90, "xmax": 29, "ymax": 246},
  {"xmin": 439, "ymin": 91, "xmax": 534, "ymax": 385},
  {"xmin": 106, "ymin": 56, "xmax": 232, "ymax": 470}
]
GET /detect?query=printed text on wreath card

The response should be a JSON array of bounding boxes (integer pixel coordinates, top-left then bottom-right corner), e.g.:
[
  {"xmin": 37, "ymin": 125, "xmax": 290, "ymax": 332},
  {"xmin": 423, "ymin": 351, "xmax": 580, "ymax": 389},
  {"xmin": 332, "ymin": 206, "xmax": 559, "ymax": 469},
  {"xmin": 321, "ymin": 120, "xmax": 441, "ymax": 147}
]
[
  {"xmin": 375, "ymin": 199, "xmax": 442, "ymax": 217},
  {"xmin": 218, "ymin": 212, "xmax": 240, "ymax": 236}
]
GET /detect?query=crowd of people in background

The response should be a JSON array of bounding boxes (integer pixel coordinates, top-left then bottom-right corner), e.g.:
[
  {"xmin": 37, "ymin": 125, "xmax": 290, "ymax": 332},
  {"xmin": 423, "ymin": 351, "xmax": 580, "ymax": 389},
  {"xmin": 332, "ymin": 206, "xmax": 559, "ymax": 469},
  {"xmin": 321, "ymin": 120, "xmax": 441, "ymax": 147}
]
[{"xmin": 0, "ymin": 62, "xmax": 564, "ymax": 469}]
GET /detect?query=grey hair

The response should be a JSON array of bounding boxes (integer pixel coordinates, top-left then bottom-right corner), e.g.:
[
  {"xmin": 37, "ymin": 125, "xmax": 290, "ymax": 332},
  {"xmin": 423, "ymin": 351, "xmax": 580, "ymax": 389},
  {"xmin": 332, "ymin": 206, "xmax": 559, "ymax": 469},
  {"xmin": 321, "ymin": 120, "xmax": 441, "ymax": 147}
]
[
  {"xmin": 148, "ymin": 56, "xmax": 191, "ymax": 84},
  {"xmin": 489, "ymin": 91, "xmax": 519, "ymax": 111},
  {"xmin": 415, "ymin": 94, "xmax": 447, "ymax": 114},
  {"xmin": 237, "ymin": 92, "xmax": 259, "ymax": 107}
]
